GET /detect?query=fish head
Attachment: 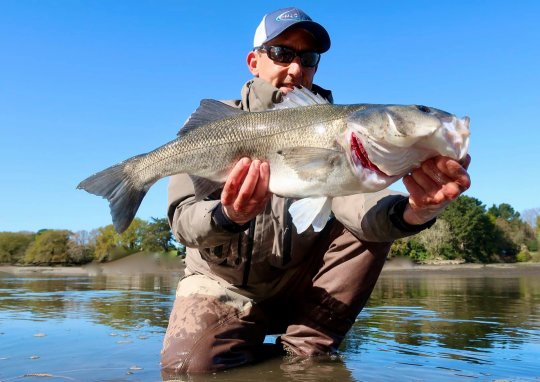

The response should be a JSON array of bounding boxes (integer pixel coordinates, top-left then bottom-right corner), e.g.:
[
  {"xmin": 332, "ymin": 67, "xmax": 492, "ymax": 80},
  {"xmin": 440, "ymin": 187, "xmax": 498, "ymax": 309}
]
[{"xmin": 346, "ymin": 104, "xmax": 470, "ymax": 179}]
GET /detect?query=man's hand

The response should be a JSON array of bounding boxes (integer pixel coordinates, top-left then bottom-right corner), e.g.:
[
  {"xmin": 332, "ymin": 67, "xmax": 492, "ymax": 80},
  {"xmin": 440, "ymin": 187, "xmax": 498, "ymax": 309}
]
[
  {"xmin": 402, "ymin": 155, "xmax": 472, "ymax": 225},
  {"xmin": 221, "ymin": 158, "xmax": 272, "ymax": 225}
]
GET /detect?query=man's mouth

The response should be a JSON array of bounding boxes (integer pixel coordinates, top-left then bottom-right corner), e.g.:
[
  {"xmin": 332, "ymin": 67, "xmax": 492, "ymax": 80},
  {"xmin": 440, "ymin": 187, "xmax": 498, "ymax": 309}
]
[{"xmin": 350, "ymin": 133, "xmax": 388, "ymax": 176}]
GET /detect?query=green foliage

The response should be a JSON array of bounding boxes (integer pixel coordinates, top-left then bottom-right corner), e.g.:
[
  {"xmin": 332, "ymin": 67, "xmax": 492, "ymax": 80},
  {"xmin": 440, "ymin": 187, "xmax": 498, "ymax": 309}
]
[
  {"xmin": 489, "ymin": 203, "xmax": 536, "ymax": 255},
  {"xmin": 67, "ymin": 230, "xmax": 97, "ymax": 264},
  {"xmin": 24, "ymin": 230, "xmax": 72, "ymax": 265},
  {"xmin": 390, "ymin": 237, "xmax": 428, "ymax": 262},
  {"xmin": 516, "ymin": 246, "xmax": 532, "ymax": 262},
  {"xmin": 439, "ymin": 196, "xmax": 497, "ymax": 262},
  {"xmin": 139, "ymin": 217, "xmax": 175, "ymax": 253},
  {"xmin": 527, "ymin": 239, "xmax": 538, "ymax": 252},
  {"xmin": 94, "ymin": 225, "xmax": 118, "ymax": 262},
  {"xmin": 5, "ymin": 199, "xmax": 535, "ymax": 267},
  {"xmin": 415, "ymin": 219, "xmax": 458, "ymax": 260},
  {"xmin": 1, "ymin": 216, "xmax": 179, "ymax": 266},
  {"xmin": 391, "ymin": 198, "xmax": 536, "ymax": 263},
  {"xmin": 0, "ymin": 232, "xmax": 35, "ymax": 264},
  {"xmin": 93, "ymin": 218, "xmax": 148, "ymax": 262},
  {"xmin": 487, "ymin": 203, "xmax": 520, "ymax": 222}
]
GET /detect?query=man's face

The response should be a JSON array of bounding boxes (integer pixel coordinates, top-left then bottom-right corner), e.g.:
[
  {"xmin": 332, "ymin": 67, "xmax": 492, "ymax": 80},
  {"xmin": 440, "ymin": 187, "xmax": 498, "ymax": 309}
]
[{"xmin": 247, "ymin": 28, "xmax": 319, "ymax": 94}]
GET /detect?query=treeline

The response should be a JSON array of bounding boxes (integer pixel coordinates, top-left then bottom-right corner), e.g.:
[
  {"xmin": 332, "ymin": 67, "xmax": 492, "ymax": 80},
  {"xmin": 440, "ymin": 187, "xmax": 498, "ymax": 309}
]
[
  {"xmin": 1, "ymin": 197, "xmax": 539, "ymax": 266},
  {"xmin": 390, "ymin": 196, "xmax": 539, "ymax": 263},
  {"xmin": 0, "ymin": 218, "xmax": 182, "ymax": 266}
]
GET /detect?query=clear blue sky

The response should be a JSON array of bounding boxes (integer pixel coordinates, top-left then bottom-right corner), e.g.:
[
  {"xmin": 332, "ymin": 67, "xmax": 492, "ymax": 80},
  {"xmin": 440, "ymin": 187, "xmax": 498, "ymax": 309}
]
[{"xmin": 1, "ymin": 1, "xmax": 539, "ymax": 233}]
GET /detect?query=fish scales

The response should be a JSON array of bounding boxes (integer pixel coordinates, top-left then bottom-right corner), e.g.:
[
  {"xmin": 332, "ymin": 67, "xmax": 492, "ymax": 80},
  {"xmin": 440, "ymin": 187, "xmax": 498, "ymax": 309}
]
[{"xmin": 132, "ymin": 104, "xmax": 361, "ymax": 187}]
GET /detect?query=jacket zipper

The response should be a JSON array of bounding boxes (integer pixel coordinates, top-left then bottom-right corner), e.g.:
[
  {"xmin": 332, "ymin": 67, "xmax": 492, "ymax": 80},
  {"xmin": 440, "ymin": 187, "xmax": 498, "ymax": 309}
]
[
  {"xmin": 241, "ymin": 219, "xmax": 256, "ymax": 287},
  {"xmin": 282, "ymin": 198, "xmax": 293, "ymax": 266}
]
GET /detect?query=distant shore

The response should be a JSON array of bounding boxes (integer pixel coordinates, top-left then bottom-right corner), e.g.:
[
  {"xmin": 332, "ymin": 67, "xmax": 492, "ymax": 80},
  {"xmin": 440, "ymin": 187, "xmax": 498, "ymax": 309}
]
[
  {"xmin": 0, "ymin": 252, "xmax": 186, "ymax": 276},
  {"xmin": 381, "ymin": 258, "xmax": 540, "ymax": 277},
  {"xmin": 1, "ymin": 254, "xmax": 540, "ymax": 278}
]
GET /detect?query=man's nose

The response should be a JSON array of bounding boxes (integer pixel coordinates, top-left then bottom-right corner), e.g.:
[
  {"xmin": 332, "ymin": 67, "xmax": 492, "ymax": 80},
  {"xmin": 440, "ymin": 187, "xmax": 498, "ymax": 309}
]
[{"xmin": 287, "ymin": 57, "xmax": 303, "ymax": 78}]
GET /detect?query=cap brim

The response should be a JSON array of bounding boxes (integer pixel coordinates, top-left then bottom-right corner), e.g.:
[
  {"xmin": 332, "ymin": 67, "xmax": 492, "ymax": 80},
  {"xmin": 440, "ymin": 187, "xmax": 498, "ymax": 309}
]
[{"xmin": 263, "ymin": 20, "xmax": 331, "ymax": 53}]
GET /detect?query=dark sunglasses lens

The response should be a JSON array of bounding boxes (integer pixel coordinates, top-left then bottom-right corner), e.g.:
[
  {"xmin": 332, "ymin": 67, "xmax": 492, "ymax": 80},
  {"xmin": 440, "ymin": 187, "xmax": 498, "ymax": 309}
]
[
  {"xmin": 269, "ymin": 46, "xmax": 295, "ymax": 63},
  {"xmin": 300, "ymin": 52, "xmax": 320, "ymax": 67}
]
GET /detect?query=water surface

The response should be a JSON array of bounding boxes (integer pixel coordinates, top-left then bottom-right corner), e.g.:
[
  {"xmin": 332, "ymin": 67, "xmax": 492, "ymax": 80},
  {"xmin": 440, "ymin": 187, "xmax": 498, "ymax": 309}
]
[{"xmin": 0, "ymin": 267, "xmax": 539, "ymax": 381}]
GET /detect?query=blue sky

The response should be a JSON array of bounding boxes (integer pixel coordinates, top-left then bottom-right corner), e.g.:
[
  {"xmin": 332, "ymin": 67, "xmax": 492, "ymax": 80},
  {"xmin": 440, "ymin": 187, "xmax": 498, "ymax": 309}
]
[{"xmin": 1, "ymin": 1, "xmax": 539, "ymax": 233}]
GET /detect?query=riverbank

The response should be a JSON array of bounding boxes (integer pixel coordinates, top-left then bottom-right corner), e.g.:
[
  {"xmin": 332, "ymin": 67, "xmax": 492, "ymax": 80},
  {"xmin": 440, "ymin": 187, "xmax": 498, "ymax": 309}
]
[
  {"xmin": 381, "ymin": 257, "xmax": 540, "ymax": 277},
  {"xmin": 0, "ymin": 252, "xmax": 186, "ymax": 276},
  {"xmin": 1, "ymin": 254, "xmax": 540, "ymax": 278}
]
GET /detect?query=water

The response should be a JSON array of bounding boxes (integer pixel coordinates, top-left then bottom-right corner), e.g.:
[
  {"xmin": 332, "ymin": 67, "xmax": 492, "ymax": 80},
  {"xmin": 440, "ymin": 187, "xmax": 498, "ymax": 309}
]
[{"xmin": 0, "ymin": 267, "xmax": 539, "ymax": 381}]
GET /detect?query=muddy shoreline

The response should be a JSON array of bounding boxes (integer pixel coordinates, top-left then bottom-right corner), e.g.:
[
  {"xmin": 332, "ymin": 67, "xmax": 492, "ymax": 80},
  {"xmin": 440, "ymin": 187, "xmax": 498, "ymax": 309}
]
[{"xmin": 1, "ymin": 254, "xmax": 540, "ymax": 278}]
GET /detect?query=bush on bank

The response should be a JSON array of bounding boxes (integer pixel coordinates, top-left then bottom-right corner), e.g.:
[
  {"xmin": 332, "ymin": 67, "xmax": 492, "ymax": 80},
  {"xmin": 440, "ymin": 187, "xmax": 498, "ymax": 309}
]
[{"xmin": 1, "ymin": 198, "xmax": 538, "ymax": 266}]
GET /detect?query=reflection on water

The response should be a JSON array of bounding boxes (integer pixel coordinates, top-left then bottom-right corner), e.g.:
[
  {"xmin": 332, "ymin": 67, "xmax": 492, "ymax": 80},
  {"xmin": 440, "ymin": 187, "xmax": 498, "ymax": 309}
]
[{"xmin": 0, "ymin": 269, "xmax": 539, "ymax": 381}]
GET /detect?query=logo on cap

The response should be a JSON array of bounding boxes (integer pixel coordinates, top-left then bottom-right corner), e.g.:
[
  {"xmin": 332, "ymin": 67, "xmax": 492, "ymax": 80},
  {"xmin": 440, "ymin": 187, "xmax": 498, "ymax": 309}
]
[{"xmin": 275, "ymin": 9, "xmax": 311, "ymax": 22}]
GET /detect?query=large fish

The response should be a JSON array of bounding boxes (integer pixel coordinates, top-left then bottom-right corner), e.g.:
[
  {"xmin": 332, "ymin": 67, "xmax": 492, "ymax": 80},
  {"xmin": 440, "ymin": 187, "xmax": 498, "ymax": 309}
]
[{"xmin": 78, "ymin": 88, "xmax": 470, "ymax": 234}]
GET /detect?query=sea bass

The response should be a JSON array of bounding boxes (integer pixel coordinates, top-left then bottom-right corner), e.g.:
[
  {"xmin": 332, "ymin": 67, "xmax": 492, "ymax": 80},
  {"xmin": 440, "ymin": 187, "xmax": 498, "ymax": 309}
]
[{"xmin": 78, "ymin": 88, "xmax": 470, "ymax": 234}]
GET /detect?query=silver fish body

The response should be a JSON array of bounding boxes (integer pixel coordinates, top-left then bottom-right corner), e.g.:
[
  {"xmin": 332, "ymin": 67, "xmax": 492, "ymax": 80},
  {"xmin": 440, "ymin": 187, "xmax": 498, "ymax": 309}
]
[{"xmin": 78, "ymin": 89, "xmax": 469, "ymax": 233}]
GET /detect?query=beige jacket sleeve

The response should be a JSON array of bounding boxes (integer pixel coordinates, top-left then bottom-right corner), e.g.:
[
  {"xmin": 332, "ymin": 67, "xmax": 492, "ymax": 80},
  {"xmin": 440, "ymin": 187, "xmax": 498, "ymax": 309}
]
[
  {"xmin": 167, "ymin": 174, "xmax": 239, "ymax": 249},
  {"xmin": 332, "ymin": 190, "xmax": 421, "ymax": 243}
]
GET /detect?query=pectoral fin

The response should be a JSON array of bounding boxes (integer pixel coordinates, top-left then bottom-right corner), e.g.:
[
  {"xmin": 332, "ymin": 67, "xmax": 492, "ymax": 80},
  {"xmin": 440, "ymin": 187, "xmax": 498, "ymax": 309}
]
[
  {"xmin": 289, "ymin": 197, "xmax": 333, "ymax": 234},
  {"xmin": 189, "ymin": 175, "xmax": 223, "ymax": 200},
  {"xmin": 278, "ymin": 147, "xmax": 343, "ymax": 182}
]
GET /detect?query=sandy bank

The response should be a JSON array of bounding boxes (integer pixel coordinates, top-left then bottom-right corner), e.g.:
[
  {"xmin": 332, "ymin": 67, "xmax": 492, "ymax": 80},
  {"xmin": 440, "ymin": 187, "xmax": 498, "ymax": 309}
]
[
  {"xmin": 1, "ymin": 254, "xmax": 540, "ymax": 278},
  {"xmin": 0, "ymin": 252, "xmax": 186, "ymax": 276},
  {"xmin": 381, "ymin": 258, "xmax": 540, "ymax": 277}
]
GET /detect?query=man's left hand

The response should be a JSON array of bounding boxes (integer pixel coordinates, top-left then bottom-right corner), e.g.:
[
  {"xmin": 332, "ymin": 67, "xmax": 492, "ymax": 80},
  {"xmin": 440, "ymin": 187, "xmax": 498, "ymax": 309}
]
[{"xmin": 402, "ymin": 155, "xmax": 472, "ymax": 225}]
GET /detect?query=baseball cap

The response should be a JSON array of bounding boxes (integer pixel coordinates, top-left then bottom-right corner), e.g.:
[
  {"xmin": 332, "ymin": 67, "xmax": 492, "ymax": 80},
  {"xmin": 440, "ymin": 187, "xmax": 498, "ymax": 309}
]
[{"xmin": 253, "ymin": 7, "xmax": 331, "ymax": 53}]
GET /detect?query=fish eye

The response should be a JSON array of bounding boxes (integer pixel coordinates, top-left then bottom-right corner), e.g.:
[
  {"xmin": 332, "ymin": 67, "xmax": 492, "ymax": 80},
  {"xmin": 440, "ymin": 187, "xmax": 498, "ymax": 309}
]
[{"xmin": 416, "ymin": 105, "xmax": 431, "ymax": 113}]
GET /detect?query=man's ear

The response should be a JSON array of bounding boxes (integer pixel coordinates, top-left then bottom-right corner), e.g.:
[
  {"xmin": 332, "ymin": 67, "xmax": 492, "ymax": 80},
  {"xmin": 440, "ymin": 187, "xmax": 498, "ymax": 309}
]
[{"xmin": 247, "ymin": 51, "xmax": 259, "ymax": 76}]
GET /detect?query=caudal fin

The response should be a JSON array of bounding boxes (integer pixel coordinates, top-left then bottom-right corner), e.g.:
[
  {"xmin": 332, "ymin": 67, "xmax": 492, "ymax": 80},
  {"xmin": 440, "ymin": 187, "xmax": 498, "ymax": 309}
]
[{"xmin": 77, "ymin": 155, "xmax": 150, "ymax": 233}]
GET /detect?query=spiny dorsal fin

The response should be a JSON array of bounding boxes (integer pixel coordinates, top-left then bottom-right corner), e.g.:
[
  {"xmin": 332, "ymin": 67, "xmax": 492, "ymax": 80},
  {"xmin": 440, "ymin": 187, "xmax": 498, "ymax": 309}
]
[
  {"xmin": 178, "ymin": 100, "xmax": 246, "ymax": 136},
  {"xmin": 272, "ymin": 87, "xmax": 329, "ymax": 110}
]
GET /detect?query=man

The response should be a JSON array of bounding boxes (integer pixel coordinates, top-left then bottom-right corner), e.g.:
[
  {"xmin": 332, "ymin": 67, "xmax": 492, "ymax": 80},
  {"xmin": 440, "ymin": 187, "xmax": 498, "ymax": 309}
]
[{"xmin": 161, "ymin": 7, "xmax": 471, "ymax": 375}]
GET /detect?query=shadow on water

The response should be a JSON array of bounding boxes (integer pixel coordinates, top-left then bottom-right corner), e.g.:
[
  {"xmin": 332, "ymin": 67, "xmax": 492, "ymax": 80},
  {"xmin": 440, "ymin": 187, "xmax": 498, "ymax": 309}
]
[{"xmin": 0, "ymin": 269, "xmax": 539, "ymax": 381}]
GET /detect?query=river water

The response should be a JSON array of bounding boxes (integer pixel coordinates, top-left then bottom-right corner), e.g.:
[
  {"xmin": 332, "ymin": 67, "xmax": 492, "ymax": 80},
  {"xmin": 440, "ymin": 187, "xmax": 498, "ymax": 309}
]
[{"xmin": 0, "ymin": 266, "xmax": 539, "ymax": 381}]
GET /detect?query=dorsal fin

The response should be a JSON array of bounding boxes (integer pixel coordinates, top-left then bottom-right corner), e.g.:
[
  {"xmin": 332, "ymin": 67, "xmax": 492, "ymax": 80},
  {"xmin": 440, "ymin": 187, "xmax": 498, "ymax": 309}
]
[
  {"xmin": 271, "ymin": 86, "xmax": 329, "ymax": 110},
  {"xmin": 178, "ymin": 100, "xmax": 246, "ymax": 136}
]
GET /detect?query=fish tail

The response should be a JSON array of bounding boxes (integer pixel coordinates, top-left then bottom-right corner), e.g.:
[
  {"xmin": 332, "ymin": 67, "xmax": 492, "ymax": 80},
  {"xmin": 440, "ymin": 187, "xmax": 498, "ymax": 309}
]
[{"xmin": 77, "ymin": 154, "xmax": 151, "ymax": 233}]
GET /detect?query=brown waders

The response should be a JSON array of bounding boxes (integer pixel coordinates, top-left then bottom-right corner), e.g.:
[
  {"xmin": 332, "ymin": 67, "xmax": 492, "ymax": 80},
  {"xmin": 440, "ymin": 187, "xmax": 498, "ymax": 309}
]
[{"xmin": 160, "ymin": 221, "xmax": 390, "ymax": 375}]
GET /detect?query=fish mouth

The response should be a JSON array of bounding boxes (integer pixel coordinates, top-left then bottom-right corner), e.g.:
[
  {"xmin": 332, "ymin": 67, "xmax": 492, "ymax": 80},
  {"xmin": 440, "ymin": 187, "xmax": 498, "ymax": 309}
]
[{"xmin": 350, "ymin": 133, "xmax": 389, "ymax": 177}]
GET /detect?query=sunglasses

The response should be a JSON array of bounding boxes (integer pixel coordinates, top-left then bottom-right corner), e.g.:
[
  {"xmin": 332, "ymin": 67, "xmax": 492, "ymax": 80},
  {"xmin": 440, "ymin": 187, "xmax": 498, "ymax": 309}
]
[{"xmin": 255, "ymin": 45, "xmax": 321, "ymax": 68}]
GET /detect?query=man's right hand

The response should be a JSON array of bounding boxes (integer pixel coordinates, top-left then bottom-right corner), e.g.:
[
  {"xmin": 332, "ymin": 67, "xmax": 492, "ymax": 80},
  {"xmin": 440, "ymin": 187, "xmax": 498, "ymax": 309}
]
[{"xmin": 221, "ymin": 158, "xmax": 271, "ymax": 225}]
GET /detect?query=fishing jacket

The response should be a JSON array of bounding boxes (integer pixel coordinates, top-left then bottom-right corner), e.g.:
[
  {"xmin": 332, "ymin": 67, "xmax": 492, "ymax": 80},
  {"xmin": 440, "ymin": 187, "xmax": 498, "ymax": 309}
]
[{"xmin": 167, "ymin": 78, "xmax": 430, "ymax": 298}]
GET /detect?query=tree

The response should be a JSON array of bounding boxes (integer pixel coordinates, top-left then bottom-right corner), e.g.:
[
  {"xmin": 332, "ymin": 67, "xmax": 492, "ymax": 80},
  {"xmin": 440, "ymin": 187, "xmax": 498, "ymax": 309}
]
[
  {"xmin": 488, "ymin": 203, "xmax": 520, "ymax": 223},
  {"xmin": 416, "ymin": 219, "xmax": 457, "ymax": 260},
  {"xmin": 390, "ymin": 236, "xmax": 428, "ymax": 262},
  {"xmin": 489, "ymin": 203, "xmax": 536, "ymax": 252},
  {"xmin": 93, "ymin": 219, "xmax": 146, "ymax": 262},
  {"xmin": 439, "ymin": 196, "xmax": 498, "ymax": 262},
  {"xmin": 24, "ymin": 230, "xmax": 72, "ymax": 265},
  {"xmin": 140, "ymin": 217, "xmax": 174, "ymax": 252},
  {"xmin": 117, "ymin": 218, "xmax": 145, "ymax": 251},
  {"xmin": 0, "ymin": 232, "xmax": 35, "ymax": 264},
  {"xmin": 94, "ymin": 225, "xmax": 121, "ymax": 262},
  {"xmin": 67, "ymin": 230, "xmax": 97, "ymax": 264}
]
